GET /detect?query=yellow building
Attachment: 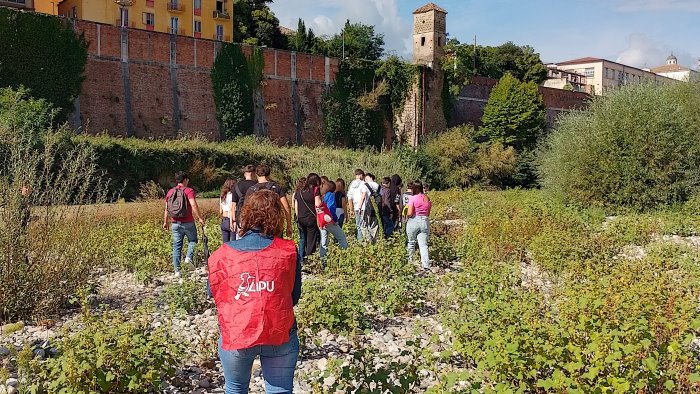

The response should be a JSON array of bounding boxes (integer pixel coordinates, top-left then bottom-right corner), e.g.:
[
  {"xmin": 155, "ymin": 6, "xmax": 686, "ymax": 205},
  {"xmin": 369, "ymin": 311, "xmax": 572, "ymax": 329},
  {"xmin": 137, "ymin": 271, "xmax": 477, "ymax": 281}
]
[
  {"xmin": 33, "ymin": 0, "xmax": 59, "ymax": 14},
  {"xmin": 57, "ymin": 0, "xmax": 233, "ymax": 42}
]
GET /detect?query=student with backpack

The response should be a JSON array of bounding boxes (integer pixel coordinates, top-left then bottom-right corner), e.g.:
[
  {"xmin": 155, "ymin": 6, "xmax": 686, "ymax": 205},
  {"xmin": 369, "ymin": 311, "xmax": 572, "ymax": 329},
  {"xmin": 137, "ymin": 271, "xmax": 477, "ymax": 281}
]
[
  {"xmin": 231, "ymin": 165, "xmax": 257, "ymax": 239},
  {"xmin": 245, "ymin": 165, "xmax": 293, "ymax": 239},
  {"xmin": 320, "ymin": 179, "xmax": 348, "ymax": 261},
  {"xmin": 359, "ymin": 173, "xmax": 380, "ymax": 244},
  {"xmin": 162, "ymin": 171, "xmax": 206, "ymax": 277},
  {"xmin": 379, "ymin": 177, "xmax": 395, "ymax": 238}
]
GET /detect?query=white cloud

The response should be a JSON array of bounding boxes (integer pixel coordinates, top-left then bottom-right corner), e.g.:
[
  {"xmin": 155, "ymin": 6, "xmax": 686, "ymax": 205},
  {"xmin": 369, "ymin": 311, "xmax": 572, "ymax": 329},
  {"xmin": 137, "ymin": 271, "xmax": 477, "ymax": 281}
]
[
  {"xmin": 270, "ymin": 0, "xmax": 413, "ymax": 57},
  {"xmin": 612, "ymin": 0, "xmax": 700, "ymax": 12},
  {"xmin": 616, "ymin": 33, "xmax": 696, "ymax": 69}
]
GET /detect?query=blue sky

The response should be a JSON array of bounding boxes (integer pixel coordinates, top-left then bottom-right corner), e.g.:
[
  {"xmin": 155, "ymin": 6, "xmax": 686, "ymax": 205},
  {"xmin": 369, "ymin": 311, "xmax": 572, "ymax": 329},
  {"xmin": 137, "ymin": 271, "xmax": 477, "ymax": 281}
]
[{"xmin": 270, "ymin": 0, "xmax": 700, "ymax": 69}]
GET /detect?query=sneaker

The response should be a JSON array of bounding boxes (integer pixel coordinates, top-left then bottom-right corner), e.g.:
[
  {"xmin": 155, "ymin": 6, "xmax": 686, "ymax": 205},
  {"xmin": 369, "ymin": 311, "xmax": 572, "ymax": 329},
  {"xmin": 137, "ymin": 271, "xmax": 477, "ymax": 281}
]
[
  {"xmin": 183, "ymin": 258, "xmax": 195, "ymax": 271},
  {"xmin": 173, "ymin": 271, "xmax": 181, "ymax": 278}
]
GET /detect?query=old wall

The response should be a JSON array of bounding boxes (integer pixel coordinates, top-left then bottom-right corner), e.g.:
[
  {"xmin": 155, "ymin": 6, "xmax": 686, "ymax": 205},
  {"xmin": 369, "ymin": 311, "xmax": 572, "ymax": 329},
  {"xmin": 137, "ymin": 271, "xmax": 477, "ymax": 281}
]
[
  {"xmin": 449, "ymin": 76, "xmax": 590, "ymax": 129},
  {"xmin": 72, "ymin": 20, "xmax": 339, "ymax": 144}
]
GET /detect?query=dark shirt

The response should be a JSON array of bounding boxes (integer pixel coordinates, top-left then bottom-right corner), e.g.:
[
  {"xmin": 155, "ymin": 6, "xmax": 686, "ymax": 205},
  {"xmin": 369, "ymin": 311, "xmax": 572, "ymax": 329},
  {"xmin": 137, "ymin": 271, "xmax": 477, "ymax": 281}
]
[
  {"xmin": 226, "ymin": 230, "xmax": 302, "ymax": 306},
  {"xmin": 294, "ymin": 188, "xmax": 319, "ymax": 227},
  {"xmin": 380, "ymin": 185, "xmax": 393, "ymax": 216},
  {"xmin": 245, "ymin": 181, "xmax": 285, "ymax": 199},
  {"xmin": 389, "ymin": 185, "xmax": 401, "ymax": 218},
  {"xmin": 232, "ymin": 180, "xmax": 257, "ymax": 204},
  {"xmin": 334, "ymin": 191, "xmax": 346, "ymax": 211}
]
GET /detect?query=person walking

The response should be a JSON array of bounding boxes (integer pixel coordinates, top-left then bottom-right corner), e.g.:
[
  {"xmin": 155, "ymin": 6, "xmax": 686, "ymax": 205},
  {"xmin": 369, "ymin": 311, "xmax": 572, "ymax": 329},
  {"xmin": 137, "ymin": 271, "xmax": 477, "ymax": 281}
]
[
  {"xmin": 320, "ymin": 180, "xmax": 348, "ymax": 261},
  {"xmin": 334, "ymin": 178, "xmax": 348, "ymax": 228},
  {"xmin": 292, "ymin": 177, "xmax": 308, "ymax": 260},
  {"xmin": 245, "ymin": 165, "xmax": 293, "ymax": 239},
  {"xmin": 163, "ymin": 171, "xmax": 206, "ymax": 277},
  {"xmin": 359, "ymin": 173, "xmax": 380, "ymax": 244},
  {"xmin": 294, "ymin": 174, "xmax": 322, "ymax": 258},
  {"xmin": 208, "ymin": 190, "xmax": 302, "ymax": 394},
  {"xmin": 347, "ymin": 169, "xmax": 367, "ymax": 241},
  {"xmin": 219, "ymin": 178, "xmax": 236, "ymax": 243},
  {"xmin": 406, "ymin": 181, "xmax": 432, "ymax": 271},
  {"xmin": 390, "ymin": 174, "xmax": 403, "ymax": 230},
  {"xmin": 231, "ymin": 165, "xmax": 258, "ymax": 239},
  {"xmin": 379, "ymin": 177, "xmax": 395, "ymax": 238}
]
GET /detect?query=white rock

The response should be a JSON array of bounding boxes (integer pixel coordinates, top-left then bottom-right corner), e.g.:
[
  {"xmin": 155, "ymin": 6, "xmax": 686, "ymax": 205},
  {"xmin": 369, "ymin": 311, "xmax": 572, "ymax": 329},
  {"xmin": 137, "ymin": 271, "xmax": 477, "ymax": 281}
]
[{"xmin": 317, "ymin": 358, "xmax": 328, "ymax": 371}]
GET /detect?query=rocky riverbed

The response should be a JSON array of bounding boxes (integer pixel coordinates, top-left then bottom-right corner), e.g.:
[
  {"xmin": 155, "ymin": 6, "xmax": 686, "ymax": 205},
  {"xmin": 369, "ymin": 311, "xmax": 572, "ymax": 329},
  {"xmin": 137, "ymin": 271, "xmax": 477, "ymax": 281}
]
[{"xmin": 1, "ymin": 262, "xmax": 466, "ymax": 393}]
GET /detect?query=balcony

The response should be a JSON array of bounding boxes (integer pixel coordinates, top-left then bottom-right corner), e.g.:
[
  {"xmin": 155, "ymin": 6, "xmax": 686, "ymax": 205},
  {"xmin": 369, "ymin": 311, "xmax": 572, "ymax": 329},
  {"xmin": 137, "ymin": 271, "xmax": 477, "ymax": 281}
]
[
  {"xmin": 115, "ymin": 19, "xmax": 136, "ymax": 28},
  {"xmin": 213, "ymin": 10, "xmax": 230, "ymax": 19},
  {"xmin": 167, "ymin": 2, "xmax": 185, "ymax": 12},
  {"xmin": 213, "ymin": 34, "xmax": 231, "ymax": 42}
]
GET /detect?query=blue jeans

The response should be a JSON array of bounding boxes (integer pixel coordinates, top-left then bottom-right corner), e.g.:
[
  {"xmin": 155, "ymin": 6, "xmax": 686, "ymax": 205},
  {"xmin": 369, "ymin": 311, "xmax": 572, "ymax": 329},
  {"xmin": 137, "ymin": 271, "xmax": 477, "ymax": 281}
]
[
  {"xmin": 381, "ymin": 213, "xmax": 395, "ymax": 238},
  {"xmin": 406, "ymin": 216, "xmax": 430, "ymax": 269},
  {"xmin": 218, "ymin": 329, "xmax": 299, "ymax": 394},
  {"xmin": 354, "ymin": 210, "xmax": 363, "ymax": 241},
  {"xmin": 297, "ymin": 222, "xmax": 306, "ymax": 260},
  {"xmin": 320, "ymin": 223, "xmax": 348, "ymax": 259},
  {"xmin": 172, "ymin": 221, "xmax": 197, "ymax": 272},
  {"xmin": 221, "ymin": 217, "xmax": 234, "ymax": 243}
]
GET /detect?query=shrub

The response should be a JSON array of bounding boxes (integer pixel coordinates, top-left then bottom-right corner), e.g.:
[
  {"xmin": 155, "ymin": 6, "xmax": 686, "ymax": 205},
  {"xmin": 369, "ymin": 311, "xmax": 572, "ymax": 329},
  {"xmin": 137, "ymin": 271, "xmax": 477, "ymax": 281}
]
[
  {"xmin": 423, "ymin": 125, "xmax": 516, "ymax": 189},
  {"xmin": 538, "ymin": 82, "xmax": 700, "ymax": 211},
  {"xmin": 161, "ymin": 278, "xmax": 209, "ymax": 315},
  {"xmin": 19, "ymin": 309, "xmax": 182, "ymax": 393},
  {"xmin": 0, "ymin": 88, "xmax": 110, "ymax": 322},
  {"xmin": 0, "ymin": 8, "xmax": 87, "ymax": 122}
]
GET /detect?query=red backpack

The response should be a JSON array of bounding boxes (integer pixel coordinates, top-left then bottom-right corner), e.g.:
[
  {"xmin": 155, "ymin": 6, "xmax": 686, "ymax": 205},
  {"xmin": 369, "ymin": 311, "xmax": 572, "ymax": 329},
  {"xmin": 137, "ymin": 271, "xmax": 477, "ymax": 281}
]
[{"xmin": 208, "ymin": 238, "xmax": 297, "ymax": 350}]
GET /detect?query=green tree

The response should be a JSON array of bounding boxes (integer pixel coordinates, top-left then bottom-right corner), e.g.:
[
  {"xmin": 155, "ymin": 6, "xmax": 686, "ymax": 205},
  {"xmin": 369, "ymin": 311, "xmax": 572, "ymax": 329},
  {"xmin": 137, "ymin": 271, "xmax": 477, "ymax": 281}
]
[
  {"xmin": 442, "ymin": 40, "xmax": 548, "ymax": 96},
  {"xmin": 233, "ymin": 0, "xmax": 284, "ymax": 47},
  {"xmin": 0, "ymin": 8, "xmax": 87, "ymax": 122},
  {"xmin": 325, "ymin": 20, "xmax": 385, "ymax": 61},
  {"xmin": 288, "ymin": 18, "xmax": 322, "ymax": 54},
  {"xmin": 481, "ymin": 73, "xmax": 545, "ymax": 151},
  {"xmin": 211, "ymin": 44, "xmax": 254, "ymax": 139}
]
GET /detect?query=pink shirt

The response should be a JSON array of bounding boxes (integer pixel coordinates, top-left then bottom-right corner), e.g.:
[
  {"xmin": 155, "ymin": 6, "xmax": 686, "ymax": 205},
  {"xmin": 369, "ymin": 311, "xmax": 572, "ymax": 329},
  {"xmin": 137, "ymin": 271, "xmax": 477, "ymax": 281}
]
[{"xmin": 408, "ymin": 193, "xmax": 432, "ymax": 217}]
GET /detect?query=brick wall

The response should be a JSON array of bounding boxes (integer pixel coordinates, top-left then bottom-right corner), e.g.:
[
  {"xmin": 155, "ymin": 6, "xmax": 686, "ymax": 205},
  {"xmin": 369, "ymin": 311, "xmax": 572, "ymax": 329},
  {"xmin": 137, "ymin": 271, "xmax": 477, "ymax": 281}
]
[
  {"xmin": 72, "ymin": 20, "xmax": 339, "ymax": 144},
  {"xmin": 449, "ymin": 76, "xmax": 590, "ymax": 129}
]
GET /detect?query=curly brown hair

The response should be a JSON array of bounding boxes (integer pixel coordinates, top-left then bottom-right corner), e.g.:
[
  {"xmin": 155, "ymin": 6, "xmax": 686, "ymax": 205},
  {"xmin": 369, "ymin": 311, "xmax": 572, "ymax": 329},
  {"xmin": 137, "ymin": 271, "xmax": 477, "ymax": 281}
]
[{"xmin": 239, "ymin": 189, "xmax": 284, "ymax": 237}]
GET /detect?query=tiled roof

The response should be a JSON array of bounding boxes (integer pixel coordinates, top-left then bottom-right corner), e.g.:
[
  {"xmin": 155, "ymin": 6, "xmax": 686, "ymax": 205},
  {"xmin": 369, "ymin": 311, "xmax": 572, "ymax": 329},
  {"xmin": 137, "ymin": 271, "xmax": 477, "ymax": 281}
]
[
  {"xmin": 555, "ymin": 57, "xmax": 603, "ymax": 65},
  {"xmin": 413, "ymin": 3, "xmax": 447, "ymax": 14},
  {"xmin": 650, "ymin": 64, "xmax": 691, "ymax": 73}
]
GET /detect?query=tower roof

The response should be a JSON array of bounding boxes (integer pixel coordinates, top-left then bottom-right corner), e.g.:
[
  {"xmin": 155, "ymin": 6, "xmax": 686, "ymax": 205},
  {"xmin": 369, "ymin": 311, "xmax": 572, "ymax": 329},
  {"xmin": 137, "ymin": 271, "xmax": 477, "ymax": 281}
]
[
  {"xmin": 667, "ymin": 53, "xmax": 677, "ymax": 61},
  {"xmin": 413, "ymin": 3, "xmax": 447, "ymax": 14}
]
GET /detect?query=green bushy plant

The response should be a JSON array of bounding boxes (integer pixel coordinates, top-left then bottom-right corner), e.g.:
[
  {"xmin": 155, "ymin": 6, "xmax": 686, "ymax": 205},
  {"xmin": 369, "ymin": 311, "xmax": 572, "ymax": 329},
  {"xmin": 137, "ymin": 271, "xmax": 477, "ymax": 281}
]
[
  {"xmin": 0, "ymin": 88, "xmax": 110, "ymax": 323},
  {"xmin": 19, "ymin": 309, "xmax": 182, "ymax": 393},
  {"xmin": 423, "ymin": 125, "xmax": 517, "ymax": 189},
  {"xmin": 161, "ymin": 278, "xmax": 209, "ymax": 315},
  {"xmin": 538, "ymin": 82, "xmax": 700, "ymax": 211}
]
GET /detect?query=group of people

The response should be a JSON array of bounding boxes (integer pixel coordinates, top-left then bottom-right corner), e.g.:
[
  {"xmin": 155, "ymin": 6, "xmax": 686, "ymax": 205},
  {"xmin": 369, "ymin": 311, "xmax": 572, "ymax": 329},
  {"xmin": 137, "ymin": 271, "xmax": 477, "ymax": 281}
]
[{"xmin": 161, "ymin": 165, "xmax": 432, "ymax": 393}]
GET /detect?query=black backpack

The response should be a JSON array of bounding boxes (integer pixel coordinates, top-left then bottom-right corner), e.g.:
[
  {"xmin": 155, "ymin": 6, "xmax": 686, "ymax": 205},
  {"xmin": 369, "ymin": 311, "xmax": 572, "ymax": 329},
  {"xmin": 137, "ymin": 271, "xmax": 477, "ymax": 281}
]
[
  {"xmin": 245, "ymin": 181, "xmax": 281, "ymax": 199},
  {"xmin": 166, "ymin": 186, "xmax": 189, "ymax": 218},
  {"xmin": 365, "ymin": 182, "xmax": 381, "ymax": 215}
]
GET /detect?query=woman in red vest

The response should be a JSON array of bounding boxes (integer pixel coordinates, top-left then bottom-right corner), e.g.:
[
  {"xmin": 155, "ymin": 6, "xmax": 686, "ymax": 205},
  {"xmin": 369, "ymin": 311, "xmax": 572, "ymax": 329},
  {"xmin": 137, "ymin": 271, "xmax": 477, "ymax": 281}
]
[{"xmin": 208, "ymin": 190, "xmax": 302, "ymax": 394}]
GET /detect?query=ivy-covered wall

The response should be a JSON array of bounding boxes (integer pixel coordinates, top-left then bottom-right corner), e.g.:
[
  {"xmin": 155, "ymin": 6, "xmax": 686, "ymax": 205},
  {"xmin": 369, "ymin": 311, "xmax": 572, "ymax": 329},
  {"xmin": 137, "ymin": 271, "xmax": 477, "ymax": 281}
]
[{"xmin": 0, "ymin": 8, "xmax": 87, "ymax": 122}]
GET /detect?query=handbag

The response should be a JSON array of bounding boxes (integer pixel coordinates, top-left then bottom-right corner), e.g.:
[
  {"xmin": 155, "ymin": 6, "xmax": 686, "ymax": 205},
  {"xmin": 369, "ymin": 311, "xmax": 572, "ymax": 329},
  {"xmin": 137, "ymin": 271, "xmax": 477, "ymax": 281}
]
[{"xmin": 302, "ymin": 188, "xmax": 335, "ymax": 229}]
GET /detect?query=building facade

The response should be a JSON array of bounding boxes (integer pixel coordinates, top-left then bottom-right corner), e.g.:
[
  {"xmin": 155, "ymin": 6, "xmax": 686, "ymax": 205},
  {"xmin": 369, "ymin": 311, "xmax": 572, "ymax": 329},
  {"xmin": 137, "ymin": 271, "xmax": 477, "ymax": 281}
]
[
  {"xmin": 543, "ymin": 66, "xmax": 589, "ymax": 93},
  {"xmin": 412, "ymin": 2, "xmax": 447, "ymax": 67},
  {"xmin": 0, "ymin": 0, "xmax": 34, "ymax": 10},
  {"xmin": 57, "ymin": 0, "xmax": 233, "ymax": 42},
  {"xmin": 650, "ymin": 54, "xmax": 700, "ymax": 82}
]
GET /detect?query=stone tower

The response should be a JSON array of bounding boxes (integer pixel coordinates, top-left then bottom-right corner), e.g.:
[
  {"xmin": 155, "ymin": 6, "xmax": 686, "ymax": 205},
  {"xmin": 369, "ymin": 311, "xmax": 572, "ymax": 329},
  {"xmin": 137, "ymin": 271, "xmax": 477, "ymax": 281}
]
[
  {"xmin": 667, "ymin": 53, "xmax": 678, "ymax": 65},
  {"xmin": 412, "ymin": 3, "xmax": 448, "ymax": 67}
]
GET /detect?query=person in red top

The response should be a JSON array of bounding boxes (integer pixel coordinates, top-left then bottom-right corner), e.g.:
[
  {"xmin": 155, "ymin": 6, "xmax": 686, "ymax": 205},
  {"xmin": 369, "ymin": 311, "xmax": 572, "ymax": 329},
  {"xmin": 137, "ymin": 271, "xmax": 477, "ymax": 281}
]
[
  {"xmin": 162, "ymin": 171, "xmax": 206, "ymax": 276},
  {"xmin": 209, "ymin": 190, "xmax": 302, "ymax": 394}
]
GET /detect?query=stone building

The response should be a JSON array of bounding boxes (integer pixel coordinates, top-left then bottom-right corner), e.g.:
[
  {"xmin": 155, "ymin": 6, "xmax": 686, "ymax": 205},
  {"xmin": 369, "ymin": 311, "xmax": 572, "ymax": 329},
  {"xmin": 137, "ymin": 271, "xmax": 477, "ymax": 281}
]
[
  {"xmin": 650, "ymin": 54, "xmax": 700, "ymax": 82},
  {"xmin": 412, "ymin": 2, "xmax": 447, "ymax": 67}
]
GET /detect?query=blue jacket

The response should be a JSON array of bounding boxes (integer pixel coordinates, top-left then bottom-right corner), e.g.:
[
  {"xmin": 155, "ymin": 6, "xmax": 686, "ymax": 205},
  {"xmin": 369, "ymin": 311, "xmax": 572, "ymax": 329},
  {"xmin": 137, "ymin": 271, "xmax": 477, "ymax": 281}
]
[{"xmin": 323, "ymin": 192, "xmax": 338, "ymax": 222}]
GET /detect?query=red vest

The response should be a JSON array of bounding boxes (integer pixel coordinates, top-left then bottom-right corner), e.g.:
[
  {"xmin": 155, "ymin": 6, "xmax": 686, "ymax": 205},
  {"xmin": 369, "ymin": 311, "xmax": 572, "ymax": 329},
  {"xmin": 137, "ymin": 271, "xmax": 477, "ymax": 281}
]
[{"xmin": 208, "ymin": 237, "xmax": 297, "ymax": 351}]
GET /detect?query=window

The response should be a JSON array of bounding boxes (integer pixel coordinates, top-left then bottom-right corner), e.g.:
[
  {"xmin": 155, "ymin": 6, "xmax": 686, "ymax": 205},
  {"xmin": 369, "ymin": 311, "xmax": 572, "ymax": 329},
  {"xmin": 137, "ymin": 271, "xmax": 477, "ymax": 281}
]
[
  {"xmin": 617, "ymin": 71, "xmax": 623, "ymax": 80},
  {"xmin": 118, "ymin": 8, "xmax": 129, "ymax": 27},
  {"xmin": 170, "ymin": 16, "xmax": 179, "ymax": 34},
  {"xmin": 194, "ymin": 20, "xmax": 202, "ymax": 38},
  {"xmin": 216, "ymin": 0, "xmax": 224, "ymax": 12},
  {"xmin": 604, "ymin": 67, "xmax": 609, "ymax": 79},
  {"xmin": 584, "ymin": 67, "xmax": 594, "ymax": 78},
  {"xmin": 143, "ymin": 12, "xmax": 155, "ymax": 30},
  {"xmin": 193, "ymin": 0, "xmax": 201, "ymax": 15},
  {"xmin": 437, "ymin": 37, "xmax": 442, "ymax": 47},
  {"xmin": 216, "ymin": 24, "xmax": 224, "ymax": 41},
  {"xmin": 421, "ymin": 37, "xmax": 426, "ymax": 46}
]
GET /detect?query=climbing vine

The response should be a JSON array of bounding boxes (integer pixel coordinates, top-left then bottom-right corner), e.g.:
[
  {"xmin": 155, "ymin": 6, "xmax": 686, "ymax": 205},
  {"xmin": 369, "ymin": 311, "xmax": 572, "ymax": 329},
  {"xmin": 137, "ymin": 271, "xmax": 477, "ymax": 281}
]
[
  {"xmin": 211, "ymin": 44, "xmax": 264, "ymax": 139},
  {"xmin": 323, "ymin": 56, "xmax": 418, "ymax": 149},
  {"xmin": 0, "ymin": 8, "xmax": 88, "ymax": 123}
]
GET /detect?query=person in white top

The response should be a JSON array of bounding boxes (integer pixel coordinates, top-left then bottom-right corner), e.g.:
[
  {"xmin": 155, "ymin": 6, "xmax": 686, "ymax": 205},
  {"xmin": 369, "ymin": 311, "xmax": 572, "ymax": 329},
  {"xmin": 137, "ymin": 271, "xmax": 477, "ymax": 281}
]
[
  {"xmin": 359, "ymin": 173, "xmax": 380, "ymax": 244},
  {"xmin": 347, "ymin": 169, "xmax": 367, "ymax": 241},
  {"xmin": 219, "ymin": 178, "xmax": 236, "ymax": 243}
]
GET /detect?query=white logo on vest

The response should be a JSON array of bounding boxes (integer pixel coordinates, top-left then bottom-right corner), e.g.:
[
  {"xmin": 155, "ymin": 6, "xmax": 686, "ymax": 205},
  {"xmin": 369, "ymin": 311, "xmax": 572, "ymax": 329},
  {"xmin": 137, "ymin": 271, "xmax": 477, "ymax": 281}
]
[{"xmin": 234, "ymin": 273, "xmax": 275, "ymax": 300}]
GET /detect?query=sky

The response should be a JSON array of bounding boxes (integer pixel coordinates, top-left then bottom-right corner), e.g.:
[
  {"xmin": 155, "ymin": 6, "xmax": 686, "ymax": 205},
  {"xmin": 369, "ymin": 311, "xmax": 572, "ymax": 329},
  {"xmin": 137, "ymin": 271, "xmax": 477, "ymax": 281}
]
[{"xmin": 270, "ymin": 0, "xmax": 700, "ymax": 69}]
